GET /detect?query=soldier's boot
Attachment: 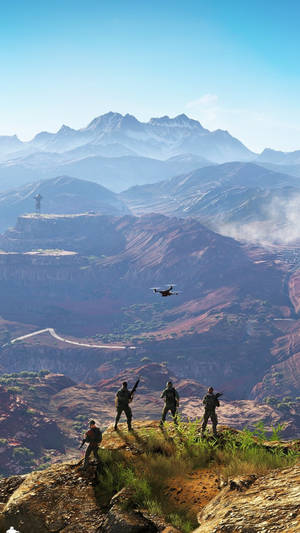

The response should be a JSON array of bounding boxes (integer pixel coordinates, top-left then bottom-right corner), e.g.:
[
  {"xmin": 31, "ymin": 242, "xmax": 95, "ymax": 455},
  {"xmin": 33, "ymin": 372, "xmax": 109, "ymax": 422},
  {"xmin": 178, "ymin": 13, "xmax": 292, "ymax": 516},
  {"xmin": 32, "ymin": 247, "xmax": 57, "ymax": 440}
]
[
  {"xmin": 212, "ymin": 424, "xmax": 218, "ymax": 438},
  {"xmin": 201, "ymin": 420, "xmax": 208, "ymax": 437},
  {"xmin": 161, "ymin": 406, "xmax": 168, "ymax": 427},
  {"xmin": 81, "ymin": 460, "xmax": 89, "ymax": 470},
  {"xmin": 212, "ymin": 413, "xmax": 218, "ymax": 438},
  {"xmin": 114, "ymin": 411, "xmax": 121, "ymax": 431}
]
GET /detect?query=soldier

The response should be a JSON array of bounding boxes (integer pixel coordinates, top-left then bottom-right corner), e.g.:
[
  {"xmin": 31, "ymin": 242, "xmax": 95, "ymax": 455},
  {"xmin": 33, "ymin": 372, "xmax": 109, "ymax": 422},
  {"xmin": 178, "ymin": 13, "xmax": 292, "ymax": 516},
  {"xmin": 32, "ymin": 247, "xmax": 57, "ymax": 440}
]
[
  {"xmin": 80, "ymin": 420, "xmax": 102, "ymax": 469},
  {"xmin": 114, "ymin": 381, "xmax": 133, "ymax": 431},
  {"xmin": 160, "ymin": 381, "xmax": 179, "ymax": 426},
  {"xmin": 201, "ymin": 386, "xmax": 220, "ymax": 438}
]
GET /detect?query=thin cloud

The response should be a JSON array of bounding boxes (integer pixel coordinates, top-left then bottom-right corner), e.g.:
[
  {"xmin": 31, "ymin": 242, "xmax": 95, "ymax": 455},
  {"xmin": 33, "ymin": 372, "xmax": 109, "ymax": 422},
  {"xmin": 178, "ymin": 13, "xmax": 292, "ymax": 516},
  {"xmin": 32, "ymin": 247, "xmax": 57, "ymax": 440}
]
[{"xmin": 186, "ymin": 94, "xmax": 219, "ymax": 108}]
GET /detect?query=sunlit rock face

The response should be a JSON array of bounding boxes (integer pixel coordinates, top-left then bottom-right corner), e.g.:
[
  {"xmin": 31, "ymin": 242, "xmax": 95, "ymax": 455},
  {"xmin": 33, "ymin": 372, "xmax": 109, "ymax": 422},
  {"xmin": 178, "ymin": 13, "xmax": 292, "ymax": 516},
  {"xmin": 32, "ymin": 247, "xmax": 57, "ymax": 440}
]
[{"xmin": 193, "ymin": 464, "xmax": 300, "ymax": 533}]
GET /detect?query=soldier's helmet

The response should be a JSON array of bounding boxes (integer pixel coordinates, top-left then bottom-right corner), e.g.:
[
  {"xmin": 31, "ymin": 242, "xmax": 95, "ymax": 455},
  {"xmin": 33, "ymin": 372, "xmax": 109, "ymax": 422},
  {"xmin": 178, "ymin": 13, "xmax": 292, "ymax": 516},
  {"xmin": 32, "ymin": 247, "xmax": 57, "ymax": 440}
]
[
  {"xmin": 208, "ymin": 386, "xmax": 214, "ymax": 393},
  {"xmin": 122, "ymin": 381, "xmax": 128, "ymax": 388},
  {"xmin": 167, "ymin": 381, "xmax": 173, "ymax": 387}
]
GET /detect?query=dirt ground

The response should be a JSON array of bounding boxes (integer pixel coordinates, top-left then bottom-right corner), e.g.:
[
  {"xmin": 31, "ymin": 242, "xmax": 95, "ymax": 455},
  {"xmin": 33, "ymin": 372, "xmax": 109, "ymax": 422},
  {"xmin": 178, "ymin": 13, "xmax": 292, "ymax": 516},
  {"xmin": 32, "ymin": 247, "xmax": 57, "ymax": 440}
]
[{"xmin": 164, "ymin": 468, "xmax": 220, "ymax": 515}]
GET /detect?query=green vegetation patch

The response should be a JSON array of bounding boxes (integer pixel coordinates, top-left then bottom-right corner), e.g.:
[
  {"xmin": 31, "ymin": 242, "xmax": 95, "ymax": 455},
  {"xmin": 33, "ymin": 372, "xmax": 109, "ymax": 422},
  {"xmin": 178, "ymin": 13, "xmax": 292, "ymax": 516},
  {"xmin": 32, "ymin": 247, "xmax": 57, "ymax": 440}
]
[{"xmin": 12, "ymin": 447, "xmax": 35, "ymax": 465}]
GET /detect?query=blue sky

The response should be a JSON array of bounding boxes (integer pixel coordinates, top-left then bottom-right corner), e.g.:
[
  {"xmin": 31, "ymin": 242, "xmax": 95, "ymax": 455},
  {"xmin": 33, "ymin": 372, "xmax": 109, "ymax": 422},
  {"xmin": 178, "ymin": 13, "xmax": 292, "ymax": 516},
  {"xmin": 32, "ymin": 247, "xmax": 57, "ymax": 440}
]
[{"xmin": 0, "ymin": 0, "xmax": 300, "ymax": 151}]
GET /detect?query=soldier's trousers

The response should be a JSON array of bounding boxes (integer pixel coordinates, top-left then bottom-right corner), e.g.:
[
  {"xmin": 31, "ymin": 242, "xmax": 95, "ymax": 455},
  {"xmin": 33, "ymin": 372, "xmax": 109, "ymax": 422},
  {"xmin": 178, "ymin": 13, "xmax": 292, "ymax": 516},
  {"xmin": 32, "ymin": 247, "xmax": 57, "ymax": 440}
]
[
  {"xmin": 115, "ymin": 405, "xmax": 132, "ymax": 429},
  {"xmin": 84, "ymin": 444, "xmax": 100, "ymax": 468},
  {"xmin": 161, "ymin": 404, "xmax": 178, "ymax": 424},
  {"xmin": 201, "ymin": 410, "xmax": 218, "ymax": 436}
]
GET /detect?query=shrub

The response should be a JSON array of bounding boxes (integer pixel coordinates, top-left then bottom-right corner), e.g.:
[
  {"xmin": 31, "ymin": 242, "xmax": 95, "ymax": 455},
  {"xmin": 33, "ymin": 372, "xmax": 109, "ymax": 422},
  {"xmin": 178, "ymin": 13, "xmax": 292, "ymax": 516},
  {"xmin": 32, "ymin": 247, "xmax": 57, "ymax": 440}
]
[
  {"xmin": 12, "ymin": 447, "xmax": 34, "ymax": 465},
  {"xmin": 39, "ymin": 370, "xmax": 50, "ymax": 377},
  {"xmin": 6, "ymin": 386, "xmax": 22, "ymax": 394}
]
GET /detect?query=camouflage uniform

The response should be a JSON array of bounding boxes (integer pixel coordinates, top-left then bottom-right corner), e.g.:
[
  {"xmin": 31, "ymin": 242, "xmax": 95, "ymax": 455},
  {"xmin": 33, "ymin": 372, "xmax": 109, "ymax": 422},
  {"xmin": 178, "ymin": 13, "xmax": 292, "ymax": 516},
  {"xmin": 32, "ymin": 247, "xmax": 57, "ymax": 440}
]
[
  {"xmin": 201, "ymin": 393, "xmax": 219, "ymax": 437},
  {"xmin": 115, "ymin": 388, "xmax": 132, "ymax": 430},
  {"xmin": 83, "ymin": 426, "xmax": 102, "ymax": 468},
  {"xmin": 160, "ymin": 386, "xmax": 179, "ymax": 424}
]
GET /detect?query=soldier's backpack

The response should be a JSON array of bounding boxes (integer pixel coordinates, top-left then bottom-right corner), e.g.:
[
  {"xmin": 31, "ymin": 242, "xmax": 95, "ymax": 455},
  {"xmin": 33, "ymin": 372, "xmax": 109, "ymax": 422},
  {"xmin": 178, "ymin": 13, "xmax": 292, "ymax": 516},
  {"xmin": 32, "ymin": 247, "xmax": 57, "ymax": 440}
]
[
  {"xmin": 86, "ymin": 427, "xmax": 102, "ymax": 444},
  {"xmin": 165, "ymin": 387, "xmax": 177, "ymax": 404},
  {"xmin": 117, "ymin": 389, "xmax": 131, "ymax": 405},
  {"xmin": 204, "ymin": 394, "xmax": 219, "ymax": 409}
]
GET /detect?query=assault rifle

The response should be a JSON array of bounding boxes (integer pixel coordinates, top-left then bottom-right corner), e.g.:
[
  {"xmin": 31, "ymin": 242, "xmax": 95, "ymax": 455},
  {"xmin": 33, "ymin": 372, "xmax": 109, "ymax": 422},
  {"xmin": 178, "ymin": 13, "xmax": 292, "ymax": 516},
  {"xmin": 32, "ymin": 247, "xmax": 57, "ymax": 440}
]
[
  {"xmin": 130, "ymin": 378, "xmax": 140, "ymax": 400},
  {"xmin": 79, "ymin": 438, "xmax": 86, "ymax": 449},
  {"xmin": 215, "ymin": 392, "xmax": 223, "ymax": 399}
]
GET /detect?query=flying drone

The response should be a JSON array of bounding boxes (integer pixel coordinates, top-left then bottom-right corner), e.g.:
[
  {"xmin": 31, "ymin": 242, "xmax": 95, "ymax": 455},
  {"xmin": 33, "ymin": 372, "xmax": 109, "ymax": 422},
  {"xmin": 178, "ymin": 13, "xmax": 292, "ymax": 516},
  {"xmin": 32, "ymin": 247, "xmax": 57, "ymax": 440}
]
[{"xmin": 150, "ymin": 285, "xmax": 180, "ymax": 297}]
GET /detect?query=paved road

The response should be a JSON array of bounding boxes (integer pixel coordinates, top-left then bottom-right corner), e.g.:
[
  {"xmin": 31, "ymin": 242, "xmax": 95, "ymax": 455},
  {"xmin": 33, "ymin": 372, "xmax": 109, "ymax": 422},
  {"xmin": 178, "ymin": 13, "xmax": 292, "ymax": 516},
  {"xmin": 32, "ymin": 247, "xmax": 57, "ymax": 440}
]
[{"xmin": 5, "ymin": 328, "xmax": 134, "ymax": 350}]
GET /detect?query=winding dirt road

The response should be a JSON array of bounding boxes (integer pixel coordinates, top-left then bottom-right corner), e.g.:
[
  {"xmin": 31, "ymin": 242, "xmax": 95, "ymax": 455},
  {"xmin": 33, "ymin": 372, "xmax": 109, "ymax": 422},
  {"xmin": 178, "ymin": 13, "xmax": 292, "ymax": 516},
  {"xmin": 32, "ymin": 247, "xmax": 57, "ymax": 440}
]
[{"xmin": 6, "ymin": 328, "xmax": 134, "ymax": 350}]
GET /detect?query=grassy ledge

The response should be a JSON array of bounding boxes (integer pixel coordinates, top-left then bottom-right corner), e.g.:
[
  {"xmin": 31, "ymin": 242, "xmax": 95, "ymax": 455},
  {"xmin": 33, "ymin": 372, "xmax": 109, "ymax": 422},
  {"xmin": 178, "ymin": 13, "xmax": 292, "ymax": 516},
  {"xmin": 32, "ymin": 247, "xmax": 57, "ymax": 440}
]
[{"xmin": 95, "ymin": 420, "xmax": 299, "ymax": 533}]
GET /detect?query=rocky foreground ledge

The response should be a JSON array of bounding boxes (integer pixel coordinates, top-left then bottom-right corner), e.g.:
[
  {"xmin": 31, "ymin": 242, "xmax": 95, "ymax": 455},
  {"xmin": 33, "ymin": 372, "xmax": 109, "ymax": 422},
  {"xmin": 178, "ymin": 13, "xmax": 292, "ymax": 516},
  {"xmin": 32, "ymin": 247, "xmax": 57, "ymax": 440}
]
[
  {"xmin": 194, "ymin": 464, "xmax": 300, "ymax": 533},
  {"xmin": 0, "ymin": 421, "xmax": 298, "ymax": 532}
]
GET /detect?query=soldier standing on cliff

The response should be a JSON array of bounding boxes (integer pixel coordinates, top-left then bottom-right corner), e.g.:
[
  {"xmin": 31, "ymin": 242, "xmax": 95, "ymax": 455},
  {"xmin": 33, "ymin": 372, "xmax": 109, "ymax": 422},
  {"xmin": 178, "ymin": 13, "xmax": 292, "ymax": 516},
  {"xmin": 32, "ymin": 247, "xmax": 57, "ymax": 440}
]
[
  {"xmin": 201, "ymin": 386, "xmax": 220, "ymax": 438},
  {"xmin": 80, "ymin": 420, "xmax": 102, "ymax": 469},
  {"xmin": 160, "ymin": 381, "xmax": 179, "ymax": 426},
  {"xmin": 114, "ymin": 382, "xmax": 133, "ymax": 431}
]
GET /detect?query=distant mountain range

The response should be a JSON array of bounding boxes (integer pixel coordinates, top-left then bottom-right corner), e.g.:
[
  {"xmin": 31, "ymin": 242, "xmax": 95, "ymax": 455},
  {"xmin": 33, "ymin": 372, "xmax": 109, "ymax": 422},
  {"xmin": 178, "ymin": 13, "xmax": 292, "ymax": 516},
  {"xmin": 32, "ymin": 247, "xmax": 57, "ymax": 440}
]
[
  {"xmin": 0, "ymin": 176, "xmax": 129, "ymax": 232},
  {"xmin": 1, "ymin": 112, "xmax": 300, "ymax": 210},
  {"xmin": 0, "ymin": 112, "xmax": 254, "ymax": 162},
  {"xmin": 257, "ymin": 148, "xmax": 300, "ymax": 165},
  {"xmin": 0, "ymin": 112, "xmax": 255, "ymax": 193}
]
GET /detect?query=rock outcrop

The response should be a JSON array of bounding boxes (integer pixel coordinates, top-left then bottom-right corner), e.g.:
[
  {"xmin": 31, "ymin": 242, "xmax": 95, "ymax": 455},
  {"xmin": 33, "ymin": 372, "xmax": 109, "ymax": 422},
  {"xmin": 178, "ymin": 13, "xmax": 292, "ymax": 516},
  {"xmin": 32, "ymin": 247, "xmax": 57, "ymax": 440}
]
[
  {"xmin": 0, "ymin": 461, "xmax": 175, "ymax": 533},
  {"xmin": 0, "ymin": 463, "xmax": 104, "ymax": 532},
  {"xmin": 193, "ymin": 464, "xmax": 300, "ymax": 533}
]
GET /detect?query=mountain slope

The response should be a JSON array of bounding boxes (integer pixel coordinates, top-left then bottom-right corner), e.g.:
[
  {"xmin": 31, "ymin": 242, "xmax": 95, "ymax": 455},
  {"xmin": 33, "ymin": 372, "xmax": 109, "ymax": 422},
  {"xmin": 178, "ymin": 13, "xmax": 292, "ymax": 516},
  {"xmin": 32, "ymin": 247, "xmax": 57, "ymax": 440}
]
[{"xmin": 121, "ymin": 162, "xmax": 300, "ymax": 243}]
